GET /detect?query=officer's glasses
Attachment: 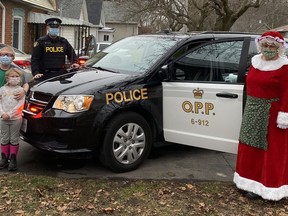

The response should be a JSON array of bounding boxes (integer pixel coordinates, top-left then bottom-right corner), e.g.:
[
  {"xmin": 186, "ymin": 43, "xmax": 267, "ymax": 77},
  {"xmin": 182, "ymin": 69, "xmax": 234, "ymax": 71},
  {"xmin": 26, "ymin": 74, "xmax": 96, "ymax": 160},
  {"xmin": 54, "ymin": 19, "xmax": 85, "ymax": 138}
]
[{"xmin": 0, "ymin": 53, "xmax": 14, "ymax": 57}]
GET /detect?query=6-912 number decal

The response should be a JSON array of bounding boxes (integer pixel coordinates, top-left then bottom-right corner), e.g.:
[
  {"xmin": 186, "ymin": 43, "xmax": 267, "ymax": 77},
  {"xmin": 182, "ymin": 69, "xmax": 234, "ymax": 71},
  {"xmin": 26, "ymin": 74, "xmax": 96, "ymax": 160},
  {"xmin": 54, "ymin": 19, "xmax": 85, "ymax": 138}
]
[{"xmin": 191, "ymin": 119, "xmax": 209, "ymax": 126}]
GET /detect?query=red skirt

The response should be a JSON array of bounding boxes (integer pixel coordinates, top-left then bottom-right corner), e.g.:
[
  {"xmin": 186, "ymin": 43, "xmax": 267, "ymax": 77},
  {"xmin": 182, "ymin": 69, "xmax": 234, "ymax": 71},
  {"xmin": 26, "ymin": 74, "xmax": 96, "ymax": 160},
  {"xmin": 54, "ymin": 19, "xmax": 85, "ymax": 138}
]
[{"xmin": 234, "ymin": 122, "xmax": 288, "ymax": 200}]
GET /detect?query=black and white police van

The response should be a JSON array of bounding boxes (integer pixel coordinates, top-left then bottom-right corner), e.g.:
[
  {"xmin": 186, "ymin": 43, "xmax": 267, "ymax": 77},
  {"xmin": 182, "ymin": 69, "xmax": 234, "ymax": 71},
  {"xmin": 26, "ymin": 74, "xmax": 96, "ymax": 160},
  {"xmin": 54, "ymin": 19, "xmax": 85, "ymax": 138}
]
[{"xmin": 20, "ymin": 32, "xmax": 259, "ymax": 172}]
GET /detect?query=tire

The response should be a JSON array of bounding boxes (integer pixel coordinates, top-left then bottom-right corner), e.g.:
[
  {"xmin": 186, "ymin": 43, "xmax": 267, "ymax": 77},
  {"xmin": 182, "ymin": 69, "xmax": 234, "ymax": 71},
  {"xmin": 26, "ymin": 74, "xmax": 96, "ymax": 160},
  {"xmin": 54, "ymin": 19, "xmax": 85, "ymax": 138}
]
[{"xmin": 100, "ymin": 112, "xmax": 152, "ymax": 172}]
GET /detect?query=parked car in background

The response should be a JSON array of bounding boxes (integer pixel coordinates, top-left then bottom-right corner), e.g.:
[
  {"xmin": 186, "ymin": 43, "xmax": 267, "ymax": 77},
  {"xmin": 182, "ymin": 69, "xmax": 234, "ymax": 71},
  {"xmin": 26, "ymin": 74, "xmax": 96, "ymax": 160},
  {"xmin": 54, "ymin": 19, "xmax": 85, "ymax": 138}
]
[
  {"xmin": 0, "ymin": 44, "xmax": 31, "ymax": 73},
  {"xmin": 96, "ymin": 42, "xmax": 111, "ymax": 53},
  {"xmin": 77, "ymin": 35, "xmax": 112, "ymax": 65}
]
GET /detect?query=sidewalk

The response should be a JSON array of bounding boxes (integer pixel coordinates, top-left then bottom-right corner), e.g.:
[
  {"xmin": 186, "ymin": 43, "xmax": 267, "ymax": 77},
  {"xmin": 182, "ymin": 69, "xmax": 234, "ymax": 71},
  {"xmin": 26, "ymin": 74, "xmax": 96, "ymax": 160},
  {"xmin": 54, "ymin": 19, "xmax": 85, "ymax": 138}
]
[
  {"xmin": 16, "ymin": 141, "xmax": 237, "ymax": 182},
  {"xmin": 95, "ymin": 144, "xmax": 237, "ymax": 182}
]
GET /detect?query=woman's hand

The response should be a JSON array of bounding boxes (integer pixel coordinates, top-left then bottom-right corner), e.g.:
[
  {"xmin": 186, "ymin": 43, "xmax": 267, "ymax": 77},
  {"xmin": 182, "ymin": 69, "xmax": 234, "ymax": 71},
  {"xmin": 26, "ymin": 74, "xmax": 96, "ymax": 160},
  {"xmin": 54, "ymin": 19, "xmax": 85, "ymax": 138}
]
[
  {"xmin": 71, "ymin": 63, "xmax": 80, "ymax": 69},
  {"xmin": 33, "ymin": 73, "xmax": 44, "ymax": 79},
  {"xmin": 1, "ymin": 113, "xmax": 10, "ymax": 120},
  {"xmin": 14, "ymin": 88, "xmax": 25, "ymax": 100}
]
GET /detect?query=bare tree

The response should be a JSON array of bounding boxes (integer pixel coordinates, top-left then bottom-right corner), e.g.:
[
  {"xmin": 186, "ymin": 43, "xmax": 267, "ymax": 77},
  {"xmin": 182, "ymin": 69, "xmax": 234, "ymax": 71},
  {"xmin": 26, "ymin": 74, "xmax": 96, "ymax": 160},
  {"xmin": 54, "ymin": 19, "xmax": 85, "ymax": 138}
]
[
  {"xmin": 233, "ymin": 0, "xmax": 288, "ymax": 33},
  {"xmin": 208, "ymin": 0, "xmax": 261, "ymax": 30},
  {"xmin": 122, "ymin": 0, "xmax": 262, "ymax": 32}
]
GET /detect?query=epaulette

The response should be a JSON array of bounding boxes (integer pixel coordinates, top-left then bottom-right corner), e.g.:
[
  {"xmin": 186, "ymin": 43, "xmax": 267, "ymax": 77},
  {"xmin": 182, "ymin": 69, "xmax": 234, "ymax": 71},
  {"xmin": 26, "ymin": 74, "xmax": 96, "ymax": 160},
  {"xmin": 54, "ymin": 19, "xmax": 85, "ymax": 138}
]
[
  {"xmin": 59, "ymin": 37, "xmax": 67, "ymax": 43},
  {"xmin": 38, "ymin": 35, "xmax": 48, "ymax": 41}
]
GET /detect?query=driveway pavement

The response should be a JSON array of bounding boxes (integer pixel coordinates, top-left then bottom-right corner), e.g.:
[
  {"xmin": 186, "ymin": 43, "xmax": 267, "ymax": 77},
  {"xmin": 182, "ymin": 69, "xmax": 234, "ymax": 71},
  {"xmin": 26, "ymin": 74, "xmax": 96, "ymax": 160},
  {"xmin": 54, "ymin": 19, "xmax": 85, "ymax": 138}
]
[{"xmin": 2, "ymin": 140, "xmax": 237, "ymax": 182}]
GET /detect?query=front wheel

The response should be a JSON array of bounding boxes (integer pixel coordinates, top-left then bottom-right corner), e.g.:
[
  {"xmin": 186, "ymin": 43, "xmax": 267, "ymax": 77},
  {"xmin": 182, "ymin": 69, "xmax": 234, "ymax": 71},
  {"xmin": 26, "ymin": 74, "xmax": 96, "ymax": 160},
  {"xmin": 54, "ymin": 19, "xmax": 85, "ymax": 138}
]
[{"xmin": 100, "ymin": 112, "xmax": 152, "ymax": 172}]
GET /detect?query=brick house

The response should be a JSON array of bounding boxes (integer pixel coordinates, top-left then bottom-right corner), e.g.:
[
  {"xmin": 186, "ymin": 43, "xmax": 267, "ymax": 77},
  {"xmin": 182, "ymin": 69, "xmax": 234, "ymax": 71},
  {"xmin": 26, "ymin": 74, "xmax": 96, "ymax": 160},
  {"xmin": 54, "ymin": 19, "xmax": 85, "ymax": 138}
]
[
  {"xmin": 0, "ymin": 0, "xmax": 139, "ymax": 55},
  {"xmin": 0, "ymin": 0, "xmax": 57, "ymax": 54}
]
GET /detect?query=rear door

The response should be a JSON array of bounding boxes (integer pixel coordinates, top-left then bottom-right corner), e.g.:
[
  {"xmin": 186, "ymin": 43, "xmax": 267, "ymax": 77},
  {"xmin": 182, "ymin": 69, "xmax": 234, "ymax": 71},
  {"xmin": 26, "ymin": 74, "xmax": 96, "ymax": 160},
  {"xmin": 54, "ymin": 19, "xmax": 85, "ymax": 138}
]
[{"xmin": 163, "ymin": 37, "xmax": 252, "ymax": 154}]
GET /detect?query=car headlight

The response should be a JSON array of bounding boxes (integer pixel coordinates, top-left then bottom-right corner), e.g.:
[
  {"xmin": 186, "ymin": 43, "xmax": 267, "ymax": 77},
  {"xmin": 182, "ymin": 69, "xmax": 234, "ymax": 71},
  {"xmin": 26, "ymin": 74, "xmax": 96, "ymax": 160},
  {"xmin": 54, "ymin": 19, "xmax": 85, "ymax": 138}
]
[{"xmin": 52, "ymin": 95, "xmax": 94, "ymax": 113}]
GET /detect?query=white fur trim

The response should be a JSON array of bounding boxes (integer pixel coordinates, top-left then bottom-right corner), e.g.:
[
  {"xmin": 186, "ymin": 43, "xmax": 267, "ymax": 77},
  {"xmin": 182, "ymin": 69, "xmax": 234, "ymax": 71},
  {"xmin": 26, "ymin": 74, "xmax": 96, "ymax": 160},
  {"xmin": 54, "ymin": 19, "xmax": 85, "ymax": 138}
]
[
  {"xmin": 251, "ymin": 54, "xmax": 288, "ymax": 71},
  {"xmin": 233, "ymin": 172, "xmax": 288, "ymax": 201},
  {"xmin": 277, "ymin": 111, "xmax": 288, "ymax": 127},
  {"xmin": 277, "ymin": 124, "xmax": 288, "ymax": 129}
]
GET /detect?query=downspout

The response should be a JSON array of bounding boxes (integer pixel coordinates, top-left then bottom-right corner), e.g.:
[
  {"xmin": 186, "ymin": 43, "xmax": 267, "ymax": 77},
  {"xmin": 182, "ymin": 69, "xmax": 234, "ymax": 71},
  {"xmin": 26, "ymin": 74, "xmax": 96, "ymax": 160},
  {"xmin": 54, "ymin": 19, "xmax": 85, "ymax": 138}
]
[{"xmin": 0, "ymin": 1, "xmax": 5, "ymax": 43}]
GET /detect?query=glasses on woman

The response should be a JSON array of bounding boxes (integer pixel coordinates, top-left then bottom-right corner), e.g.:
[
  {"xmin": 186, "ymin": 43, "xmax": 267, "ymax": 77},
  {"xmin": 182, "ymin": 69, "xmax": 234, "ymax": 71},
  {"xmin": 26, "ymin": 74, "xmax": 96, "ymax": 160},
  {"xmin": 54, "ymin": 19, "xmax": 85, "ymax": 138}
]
[{"xmin": 0, "ymin": 53, "xmax": 14, "ymax": 57}]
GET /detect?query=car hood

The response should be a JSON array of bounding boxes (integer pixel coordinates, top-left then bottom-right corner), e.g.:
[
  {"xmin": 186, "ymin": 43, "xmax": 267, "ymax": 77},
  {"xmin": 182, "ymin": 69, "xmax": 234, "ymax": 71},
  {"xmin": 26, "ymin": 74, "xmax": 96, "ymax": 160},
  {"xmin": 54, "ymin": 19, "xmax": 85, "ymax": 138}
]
[{"xmin": 30, "ymin": 69, "xmax": 132, "ymax": 95}]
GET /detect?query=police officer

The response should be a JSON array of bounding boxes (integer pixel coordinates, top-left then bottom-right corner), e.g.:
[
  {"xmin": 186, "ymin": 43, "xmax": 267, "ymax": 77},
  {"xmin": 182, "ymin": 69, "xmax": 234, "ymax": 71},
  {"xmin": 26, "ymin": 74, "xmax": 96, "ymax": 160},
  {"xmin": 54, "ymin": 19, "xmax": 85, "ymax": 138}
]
[{"xmin": 31, "ymin": 17, "xmax": 79, "ymax": 80}]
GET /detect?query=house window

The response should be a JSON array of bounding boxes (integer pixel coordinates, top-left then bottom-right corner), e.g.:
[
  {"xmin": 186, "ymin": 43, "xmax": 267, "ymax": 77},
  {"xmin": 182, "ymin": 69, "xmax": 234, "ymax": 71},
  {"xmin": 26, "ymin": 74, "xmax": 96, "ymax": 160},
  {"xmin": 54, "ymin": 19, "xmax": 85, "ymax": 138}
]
[
  {"xmin": 104, "ymin": 35, "xmax": 109, "ymax": 41},
  {"xmin": 13, "ymin": 16, "xmax": 23, "ymax": 50}
]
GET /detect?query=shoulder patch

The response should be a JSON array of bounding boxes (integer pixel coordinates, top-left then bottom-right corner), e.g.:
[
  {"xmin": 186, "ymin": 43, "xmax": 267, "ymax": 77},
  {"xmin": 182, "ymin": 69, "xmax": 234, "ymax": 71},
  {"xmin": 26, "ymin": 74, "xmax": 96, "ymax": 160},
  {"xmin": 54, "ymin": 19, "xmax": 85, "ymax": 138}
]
[
  {"xmin": 33, "ymin": 41, "xmax": 39, "ymax": 47},
  {"xmin": 59, "ymin": 37, "xmax": 67, "ymax": 43}
]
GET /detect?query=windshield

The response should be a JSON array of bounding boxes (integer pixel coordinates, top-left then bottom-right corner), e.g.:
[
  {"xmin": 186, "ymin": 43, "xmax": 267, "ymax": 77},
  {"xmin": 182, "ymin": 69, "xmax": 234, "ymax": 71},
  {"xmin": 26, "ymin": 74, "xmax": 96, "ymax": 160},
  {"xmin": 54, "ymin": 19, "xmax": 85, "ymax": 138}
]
[{"xmin": 85, "ymin": 36, "xmax": 180, "ymax": 74}]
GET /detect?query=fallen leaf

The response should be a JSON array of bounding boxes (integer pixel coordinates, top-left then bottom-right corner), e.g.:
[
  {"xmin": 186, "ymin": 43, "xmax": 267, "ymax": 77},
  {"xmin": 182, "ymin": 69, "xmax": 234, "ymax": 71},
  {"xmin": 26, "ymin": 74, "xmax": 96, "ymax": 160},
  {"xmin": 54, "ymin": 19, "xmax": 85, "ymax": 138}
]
[
  {"xmin": 186, "ymin": 184, "xmax": 194, "ymax": 189},
  {"xmin": 74, "ymin": 189, "xmax": 82, "ymax": 195},
  {"xmin": 179, "ymin": 186, "xmax": 186, "ymax": 191},
  {"xmin": 86, "ymin": 204, "xmax": 95, "ymax": 210},
  {"xmin": 15, "ymin": 210, "xmax": 25, "ymax": 215},
  {"xmin": 199, "ymin": 202, "xmax": 205, "ymax": 208},
  {"xmin": 57, "ymin": 205, "xmax": 67, "ymax": 212},
  {"xmin": 103, "ymin": 207, "xmax": 114, "ymax": 213},
  {"xmin": 2, "ymin": 194, "xmax": 9, "ymax": 198},
  {"xmin": 34, "ymin": 210, "xmax": 41, "ymax": 215}
]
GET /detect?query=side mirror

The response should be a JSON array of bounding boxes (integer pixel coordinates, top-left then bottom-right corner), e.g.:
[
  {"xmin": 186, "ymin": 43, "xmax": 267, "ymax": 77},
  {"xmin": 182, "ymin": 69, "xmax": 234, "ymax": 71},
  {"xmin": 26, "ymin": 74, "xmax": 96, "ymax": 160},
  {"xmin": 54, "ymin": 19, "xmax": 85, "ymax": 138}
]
[{"xmin": 158, "ymin": 65, "xmax": 169, "ymax": 81}]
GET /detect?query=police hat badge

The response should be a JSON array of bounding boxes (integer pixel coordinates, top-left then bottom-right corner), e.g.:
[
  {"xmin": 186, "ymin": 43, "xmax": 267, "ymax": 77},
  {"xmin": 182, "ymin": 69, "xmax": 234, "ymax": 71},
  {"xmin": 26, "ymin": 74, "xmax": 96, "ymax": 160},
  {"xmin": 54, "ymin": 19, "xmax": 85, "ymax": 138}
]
[{"xmin": 45, "ymin": 17, "xmax": 62, "ymax": 28}]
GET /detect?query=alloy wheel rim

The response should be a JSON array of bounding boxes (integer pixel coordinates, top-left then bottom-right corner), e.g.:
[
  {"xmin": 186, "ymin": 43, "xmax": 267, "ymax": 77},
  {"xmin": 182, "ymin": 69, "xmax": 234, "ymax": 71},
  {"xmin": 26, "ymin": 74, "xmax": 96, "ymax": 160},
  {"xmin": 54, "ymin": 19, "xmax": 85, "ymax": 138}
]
[{"xmin": 113, "ymin": 123, "xmax": 146, "ymax": 165}]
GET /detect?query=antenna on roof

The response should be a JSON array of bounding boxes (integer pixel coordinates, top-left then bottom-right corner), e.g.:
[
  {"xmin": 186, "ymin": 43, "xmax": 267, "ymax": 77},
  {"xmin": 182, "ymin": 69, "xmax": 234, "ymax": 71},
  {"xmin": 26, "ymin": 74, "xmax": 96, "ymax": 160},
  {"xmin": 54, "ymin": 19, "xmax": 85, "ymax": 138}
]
[{"xmin": 162, "ymin": 29, "xmax": 171, "ymax": 34}]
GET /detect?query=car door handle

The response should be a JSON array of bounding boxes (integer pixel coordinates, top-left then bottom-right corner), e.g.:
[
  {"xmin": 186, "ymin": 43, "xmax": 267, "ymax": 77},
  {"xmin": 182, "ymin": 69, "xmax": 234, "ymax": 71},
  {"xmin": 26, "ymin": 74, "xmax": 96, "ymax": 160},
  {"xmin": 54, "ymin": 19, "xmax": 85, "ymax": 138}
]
[{"xmin": 216, "ymin": 93, "xmax": 238, "ymax": 99}]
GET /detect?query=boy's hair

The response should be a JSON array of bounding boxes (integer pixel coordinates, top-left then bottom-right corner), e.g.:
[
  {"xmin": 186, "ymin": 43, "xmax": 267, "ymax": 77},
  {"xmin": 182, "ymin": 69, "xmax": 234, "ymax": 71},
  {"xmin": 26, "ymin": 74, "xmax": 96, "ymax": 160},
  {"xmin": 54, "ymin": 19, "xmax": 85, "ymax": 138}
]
[{"xmin": 5, "ymin": 68, "xmax": 23, "ymax": 84}]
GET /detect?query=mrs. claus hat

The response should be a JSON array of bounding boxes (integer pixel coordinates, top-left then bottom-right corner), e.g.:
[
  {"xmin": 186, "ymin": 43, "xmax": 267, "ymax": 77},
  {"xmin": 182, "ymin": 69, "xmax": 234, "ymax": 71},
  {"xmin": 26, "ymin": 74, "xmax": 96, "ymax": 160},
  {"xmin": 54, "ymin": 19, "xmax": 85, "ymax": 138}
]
[{"xmin": 256, "ymin": 31, "xmax": 285, "ymax": 45}]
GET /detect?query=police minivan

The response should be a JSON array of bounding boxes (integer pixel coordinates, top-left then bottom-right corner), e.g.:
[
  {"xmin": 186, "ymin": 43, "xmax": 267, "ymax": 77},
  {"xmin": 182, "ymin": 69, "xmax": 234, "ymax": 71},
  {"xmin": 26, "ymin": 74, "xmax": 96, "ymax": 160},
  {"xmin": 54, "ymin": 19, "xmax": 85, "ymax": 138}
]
[{"xmin": 20, "ymin": 32, "xmax": 259, "ymax": 172}]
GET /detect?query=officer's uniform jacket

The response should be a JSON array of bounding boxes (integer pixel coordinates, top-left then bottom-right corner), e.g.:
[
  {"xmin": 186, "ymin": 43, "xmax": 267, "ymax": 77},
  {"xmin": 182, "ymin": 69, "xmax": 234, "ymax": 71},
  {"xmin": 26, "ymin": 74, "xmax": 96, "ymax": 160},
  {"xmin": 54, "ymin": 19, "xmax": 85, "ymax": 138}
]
[{"xmin": 31, "ymin": 35, "xmax": 77, "ymax": 76}]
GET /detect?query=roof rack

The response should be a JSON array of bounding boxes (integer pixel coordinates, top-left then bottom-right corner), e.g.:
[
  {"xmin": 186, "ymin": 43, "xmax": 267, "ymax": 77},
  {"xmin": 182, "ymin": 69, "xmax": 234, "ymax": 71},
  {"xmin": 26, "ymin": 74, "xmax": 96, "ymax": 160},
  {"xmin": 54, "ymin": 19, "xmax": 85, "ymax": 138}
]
[{"xmin": 200, "ymin": 31, "xmax": 260, "ymax": 35}]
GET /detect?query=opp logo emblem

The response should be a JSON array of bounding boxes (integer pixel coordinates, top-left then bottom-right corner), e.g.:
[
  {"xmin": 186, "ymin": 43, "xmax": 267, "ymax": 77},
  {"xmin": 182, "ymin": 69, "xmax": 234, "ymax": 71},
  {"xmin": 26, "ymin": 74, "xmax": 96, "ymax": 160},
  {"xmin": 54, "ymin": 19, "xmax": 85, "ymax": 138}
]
[
  {"xmin": 182, "ymin": 88, "xmax": 215, "ymax": 115},
  {"xmin": 182, "ymin": 101, "xmax": 214, "ymax": 115},
  {"xmin": 193, "ymin": 88, "xmax": 204, "ymax": 99}
]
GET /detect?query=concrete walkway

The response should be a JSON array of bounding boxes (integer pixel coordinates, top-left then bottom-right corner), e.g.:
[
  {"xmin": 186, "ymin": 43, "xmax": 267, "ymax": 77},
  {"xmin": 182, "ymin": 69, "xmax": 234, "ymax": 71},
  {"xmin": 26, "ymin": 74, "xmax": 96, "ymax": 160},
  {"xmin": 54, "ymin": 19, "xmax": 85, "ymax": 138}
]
[{"xmin": 3, "ymin": 141, "xmax": 237, "ymax": 182}]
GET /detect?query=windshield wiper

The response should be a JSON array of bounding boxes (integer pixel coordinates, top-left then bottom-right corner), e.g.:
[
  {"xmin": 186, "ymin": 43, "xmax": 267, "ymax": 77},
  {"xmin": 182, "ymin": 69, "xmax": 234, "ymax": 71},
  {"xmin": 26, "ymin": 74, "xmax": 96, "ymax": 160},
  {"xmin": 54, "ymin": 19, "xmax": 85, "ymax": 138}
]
[{"xmin": 93, "ymin": 66, "xmax": 119, "ymax": 73}]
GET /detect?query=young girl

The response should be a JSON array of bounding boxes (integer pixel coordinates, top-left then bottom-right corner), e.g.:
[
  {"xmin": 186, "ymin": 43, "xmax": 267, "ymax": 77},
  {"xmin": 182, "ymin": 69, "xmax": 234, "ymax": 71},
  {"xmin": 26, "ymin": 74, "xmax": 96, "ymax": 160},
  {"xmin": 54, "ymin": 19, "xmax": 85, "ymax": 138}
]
[{"xmin": 0, "ymin": 68, "xmax": 25, "ymax": 171}]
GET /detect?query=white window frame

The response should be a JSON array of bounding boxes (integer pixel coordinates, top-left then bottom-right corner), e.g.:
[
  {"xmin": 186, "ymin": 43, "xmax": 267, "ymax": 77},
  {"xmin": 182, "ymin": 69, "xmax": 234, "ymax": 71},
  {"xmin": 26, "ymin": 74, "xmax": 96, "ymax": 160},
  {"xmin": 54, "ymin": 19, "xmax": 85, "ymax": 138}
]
[
  {"xmin": 12, "ymin": 16, "xmax": 23, "ymax": 50},
  {"xmin": 104, "ymin": 35, "xmax": 109, "ymax": 41}
]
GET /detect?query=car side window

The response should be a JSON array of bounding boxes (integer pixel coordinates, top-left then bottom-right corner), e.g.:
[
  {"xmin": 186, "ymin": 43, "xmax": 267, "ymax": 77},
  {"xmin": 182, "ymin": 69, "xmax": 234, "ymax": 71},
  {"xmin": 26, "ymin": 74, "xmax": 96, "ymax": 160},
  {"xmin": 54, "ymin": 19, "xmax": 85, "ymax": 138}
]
[{"xmin": 172, "ymin": 40, "xmax": 244, "ymax": 83}]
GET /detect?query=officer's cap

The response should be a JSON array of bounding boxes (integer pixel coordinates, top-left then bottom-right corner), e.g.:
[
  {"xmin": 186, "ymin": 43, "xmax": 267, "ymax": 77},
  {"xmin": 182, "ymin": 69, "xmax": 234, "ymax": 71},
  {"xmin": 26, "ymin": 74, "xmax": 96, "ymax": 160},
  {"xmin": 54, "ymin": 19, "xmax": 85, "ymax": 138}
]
[{"xmin": 45, "ymin": 17, "xmax": 62, "ymax": 27}]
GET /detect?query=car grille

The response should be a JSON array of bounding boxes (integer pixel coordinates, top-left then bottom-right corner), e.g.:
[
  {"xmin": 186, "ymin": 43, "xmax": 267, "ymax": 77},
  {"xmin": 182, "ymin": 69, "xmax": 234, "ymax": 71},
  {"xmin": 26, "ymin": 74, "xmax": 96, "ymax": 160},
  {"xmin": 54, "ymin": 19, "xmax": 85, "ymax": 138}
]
[{"xmin": 23, "ymin": 91, "xmax": 53, "ymax": 116}]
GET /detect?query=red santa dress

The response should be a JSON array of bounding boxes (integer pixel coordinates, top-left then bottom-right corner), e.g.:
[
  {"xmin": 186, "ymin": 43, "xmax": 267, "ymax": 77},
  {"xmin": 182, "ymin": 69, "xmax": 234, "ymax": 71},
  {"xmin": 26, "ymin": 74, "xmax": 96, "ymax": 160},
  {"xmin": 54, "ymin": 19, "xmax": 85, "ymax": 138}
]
[{"xmin": 233, "ymin": 54, "xmax": 288, "ymax": 201}]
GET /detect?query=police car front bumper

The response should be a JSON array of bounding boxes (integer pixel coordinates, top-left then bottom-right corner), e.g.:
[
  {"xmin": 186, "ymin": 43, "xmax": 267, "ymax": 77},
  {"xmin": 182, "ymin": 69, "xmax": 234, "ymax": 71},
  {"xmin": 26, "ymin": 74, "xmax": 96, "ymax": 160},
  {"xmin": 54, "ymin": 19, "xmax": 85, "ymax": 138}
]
[{"xmin": 20, "ymin": 112, "xmax": 96, "ymax": 154}]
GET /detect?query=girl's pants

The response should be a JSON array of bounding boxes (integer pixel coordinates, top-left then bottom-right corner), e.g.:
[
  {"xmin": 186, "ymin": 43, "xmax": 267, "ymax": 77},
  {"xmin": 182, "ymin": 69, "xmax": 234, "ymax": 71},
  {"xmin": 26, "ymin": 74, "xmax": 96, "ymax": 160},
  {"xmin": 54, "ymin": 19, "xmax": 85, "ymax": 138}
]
[{"xmin": 0, "ymin": 118, "xmax": 22, "ymax": 144}]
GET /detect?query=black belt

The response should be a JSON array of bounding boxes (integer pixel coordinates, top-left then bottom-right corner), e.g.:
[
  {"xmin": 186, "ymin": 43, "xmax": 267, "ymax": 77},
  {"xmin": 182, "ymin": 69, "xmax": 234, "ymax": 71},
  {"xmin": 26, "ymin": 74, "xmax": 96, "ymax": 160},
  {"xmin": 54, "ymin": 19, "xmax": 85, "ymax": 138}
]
[{"xmin": 44, "ymin": 69, "xmax": 64, "ymax": 73}]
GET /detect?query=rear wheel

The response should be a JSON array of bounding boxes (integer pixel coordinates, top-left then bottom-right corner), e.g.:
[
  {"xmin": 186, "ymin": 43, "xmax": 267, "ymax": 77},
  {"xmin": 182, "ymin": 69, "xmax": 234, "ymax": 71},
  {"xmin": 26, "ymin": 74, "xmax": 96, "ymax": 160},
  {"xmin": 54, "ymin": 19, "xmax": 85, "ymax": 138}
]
[{"xmin": 100, "ymin": 112, "xmax": 152, "ymax": 172}]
